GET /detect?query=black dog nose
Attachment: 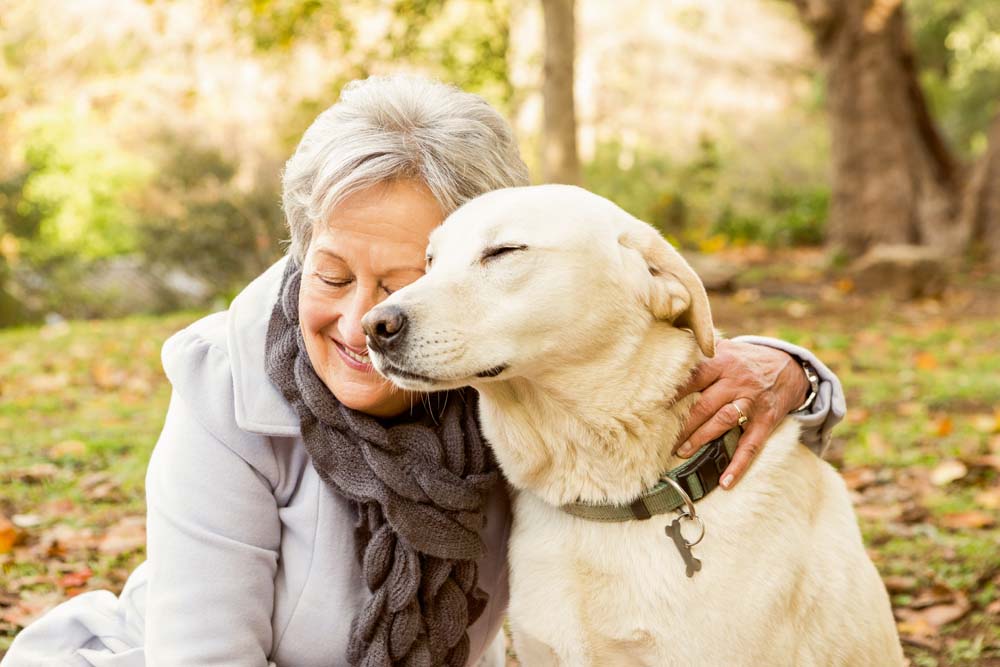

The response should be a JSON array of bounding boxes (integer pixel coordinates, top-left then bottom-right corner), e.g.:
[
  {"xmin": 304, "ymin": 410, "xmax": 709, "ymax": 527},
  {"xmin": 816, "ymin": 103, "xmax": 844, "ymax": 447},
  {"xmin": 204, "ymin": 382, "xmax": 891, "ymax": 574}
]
[{"xmin": 362, "ymin": 305, "xmax": 407, "ymax": 349}]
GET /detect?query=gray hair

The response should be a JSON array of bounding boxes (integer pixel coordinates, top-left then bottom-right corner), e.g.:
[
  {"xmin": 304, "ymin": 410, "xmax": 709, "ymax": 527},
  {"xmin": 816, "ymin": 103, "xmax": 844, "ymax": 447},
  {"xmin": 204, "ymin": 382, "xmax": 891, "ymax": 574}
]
[{"xmin": 282, "ymin": 75, "xmax": 531, "ymax": 260}]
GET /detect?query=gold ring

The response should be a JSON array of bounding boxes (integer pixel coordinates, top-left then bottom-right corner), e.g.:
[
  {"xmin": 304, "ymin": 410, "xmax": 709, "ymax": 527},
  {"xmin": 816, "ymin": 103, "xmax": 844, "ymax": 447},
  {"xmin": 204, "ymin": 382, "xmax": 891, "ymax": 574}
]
[{"xmin": 733, "ymin": 402, "xmax": 749, "ymax": 427}]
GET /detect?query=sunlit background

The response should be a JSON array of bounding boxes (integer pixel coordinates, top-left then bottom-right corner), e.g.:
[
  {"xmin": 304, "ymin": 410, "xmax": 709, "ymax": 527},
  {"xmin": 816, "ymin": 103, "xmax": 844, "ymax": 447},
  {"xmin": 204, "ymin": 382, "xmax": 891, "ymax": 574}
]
[{"xmin": 1, "ymin": 1, "xmax": 999, "ymax": 665}]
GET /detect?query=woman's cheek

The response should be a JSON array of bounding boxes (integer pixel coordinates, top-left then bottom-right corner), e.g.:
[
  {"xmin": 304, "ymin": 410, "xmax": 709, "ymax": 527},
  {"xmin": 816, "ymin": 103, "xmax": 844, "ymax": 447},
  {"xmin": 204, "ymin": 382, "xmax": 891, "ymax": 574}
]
[{"xmin": 299, "ymin": 286, "xmax": 338, "ymax": 335}]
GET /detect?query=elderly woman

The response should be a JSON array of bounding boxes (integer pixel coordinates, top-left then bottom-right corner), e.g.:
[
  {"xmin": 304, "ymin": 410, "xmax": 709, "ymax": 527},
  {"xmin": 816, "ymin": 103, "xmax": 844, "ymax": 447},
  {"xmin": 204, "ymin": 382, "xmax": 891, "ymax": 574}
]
[{"xmin": 3, "ymin": 76, "xmax": 844, "ymax": 667}]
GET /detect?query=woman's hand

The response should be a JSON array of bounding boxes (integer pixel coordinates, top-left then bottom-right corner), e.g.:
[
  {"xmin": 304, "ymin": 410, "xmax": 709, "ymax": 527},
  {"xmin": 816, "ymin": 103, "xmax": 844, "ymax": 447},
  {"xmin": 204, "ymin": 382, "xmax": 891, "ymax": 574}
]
[{"xmin": 672, "ymin": 339, "xmax": 810, "ymax": 489}]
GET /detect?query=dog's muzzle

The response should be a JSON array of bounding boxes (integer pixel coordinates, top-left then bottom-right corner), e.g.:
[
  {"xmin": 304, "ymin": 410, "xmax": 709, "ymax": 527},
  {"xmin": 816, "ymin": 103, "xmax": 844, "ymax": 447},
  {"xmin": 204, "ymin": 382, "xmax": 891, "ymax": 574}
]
[{"xmin": 361, "ymin": 304, "xmax": 407, "ymax": 355}]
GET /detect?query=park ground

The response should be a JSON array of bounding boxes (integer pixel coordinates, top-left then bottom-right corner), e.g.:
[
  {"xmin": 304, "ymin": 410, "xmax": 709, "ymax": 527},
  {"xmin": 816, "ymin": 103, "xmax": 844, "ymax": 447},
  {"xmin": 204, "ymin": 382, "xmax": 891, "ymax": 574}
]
[{"xmin": 1, "ymin": 248, "xmax": 998, "ymax": 666}]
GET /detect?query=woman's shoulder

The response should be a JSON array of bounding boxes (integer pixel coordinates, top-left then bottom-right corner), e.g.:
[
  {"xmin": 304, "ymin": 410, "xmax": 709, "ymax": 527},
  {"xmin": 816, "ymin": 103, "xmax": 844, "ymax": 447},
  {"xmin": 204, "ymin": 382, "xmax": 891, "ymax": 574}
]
[
  {"xmin": 161, "ymin": 310, "xmax": 236, "ymax": 431},
  {"xmin": 158, "ymin": 257, "xmax": 301, "ymax": 450}
]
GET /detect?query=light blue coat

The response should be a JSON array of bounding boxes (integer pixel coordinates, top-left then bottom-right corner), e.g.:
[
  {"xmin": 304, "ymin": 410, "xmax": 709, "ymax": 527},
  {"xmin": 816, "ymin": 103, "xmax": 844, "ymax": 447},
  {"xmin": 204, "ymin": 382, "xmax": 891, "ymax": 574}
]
[{"xmin": 1, "ymin": 257, "xmax": 844, "ymax": 667}]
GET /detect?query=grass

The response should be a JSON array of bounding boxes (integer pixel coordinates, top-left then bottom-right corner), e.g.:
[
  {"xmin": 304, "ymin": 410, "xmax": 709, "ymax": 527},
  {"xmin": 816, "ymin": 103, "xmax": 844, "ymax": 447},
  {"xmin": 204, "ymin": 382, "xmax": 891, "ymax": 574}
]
[{"xmin": 1, "ymin": 252, "xmax": 998, "ymax": 664}]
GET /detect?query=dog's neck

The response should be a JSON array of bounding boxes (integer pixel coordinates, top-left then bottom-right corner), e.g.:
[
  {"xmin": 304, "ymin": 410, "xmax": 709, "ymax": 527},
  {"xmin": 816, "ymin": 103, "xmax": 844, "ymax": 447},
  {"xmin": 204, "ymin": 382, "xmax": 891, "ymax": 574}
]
[{"xmin": 475, "ymin": 325, "xmax": 705, "ymax": 507}]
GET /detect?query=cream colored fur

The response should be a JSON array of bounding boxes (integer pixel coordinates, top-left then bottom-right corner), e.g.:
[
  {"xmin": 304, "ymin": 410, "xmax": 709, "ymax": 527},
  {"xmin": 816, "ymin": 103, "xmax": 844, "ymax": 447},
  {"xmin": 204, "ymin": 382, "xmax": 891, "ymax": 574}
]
[{"xmin": 365, "ymin": 185, "xmax": 903, "ymax": 666}]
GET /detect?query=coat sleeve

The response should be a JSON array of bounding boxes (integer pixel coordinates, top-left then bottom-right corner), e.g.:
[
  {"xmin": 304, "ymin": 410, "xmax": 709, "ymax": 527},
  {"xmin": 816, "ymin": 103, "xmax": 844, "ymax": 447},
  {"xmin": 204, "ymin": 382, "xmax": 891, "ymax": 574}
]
[
  {"xmin": 731, "ymin": 335, "xmax": 847, "ymax": 458},
  {"xmin": 144, "ymin": 331, "xmax": 282, "ymax": 666}
]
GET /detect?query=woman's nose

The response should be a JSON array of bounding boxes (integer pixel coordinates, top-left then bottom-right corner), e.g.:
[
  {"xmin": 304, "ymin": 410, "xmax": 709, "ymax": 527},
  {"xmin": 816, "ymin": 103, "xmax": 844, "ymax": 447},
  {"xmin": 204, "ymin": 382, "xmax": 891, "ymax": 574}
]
[{"xmin": 338, "ymin": 288, "xmax": 382, "ymax": 347}]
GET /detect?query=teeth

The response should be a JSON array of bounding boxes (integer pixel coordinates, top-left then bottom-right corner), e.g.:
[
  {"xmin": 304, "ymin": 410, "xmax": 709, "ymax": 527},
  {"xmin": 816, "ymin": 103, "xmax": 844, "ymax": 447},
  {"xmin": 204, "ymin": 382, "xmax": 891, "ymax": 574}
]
[{"xmin": 342, "ymin": 345, "xmax": 370, "ymax": 364}]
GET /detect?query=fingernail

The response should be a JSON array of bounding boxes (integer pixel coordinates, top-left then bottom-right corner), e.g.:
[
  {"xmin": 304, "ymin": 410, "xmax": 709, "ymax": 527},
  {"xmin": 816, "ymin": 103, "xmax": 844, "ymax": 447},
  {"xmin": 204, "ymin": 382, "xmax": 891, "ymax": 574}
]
[
  {"xmin": 721, "ymin": 473, "xmax": 734, "ymax": 489},
  {"xmin": 677, "ymin": 441, "xmax": 694, "ymax": 457}
]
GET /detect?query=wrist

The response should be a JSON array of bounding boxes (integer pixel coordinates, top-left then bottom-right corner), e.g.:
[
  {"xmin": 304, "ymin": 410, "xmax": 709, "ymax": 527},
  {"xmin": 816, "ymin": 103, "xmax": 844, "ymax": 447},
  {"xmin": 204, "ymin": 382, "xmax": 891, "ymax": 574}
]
[{"xmin": 792, "ymin": 360, "xmax": 820, "ymax": 413}]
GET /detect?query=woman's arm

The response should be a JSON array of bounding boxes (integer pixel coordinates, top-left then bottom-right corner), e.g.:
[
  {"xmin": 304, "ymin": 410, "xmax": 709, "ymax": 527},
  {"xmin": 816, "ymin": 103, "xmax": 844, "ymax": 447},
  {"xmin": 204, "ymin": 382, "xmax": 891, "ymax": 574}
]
[
  {"xmin": 672, "ymin": 337, "xmax": 846, "ymax": 488},
  {"xmin": 144, "ymin": 381, "xmax": 281, "ymax": 664}
]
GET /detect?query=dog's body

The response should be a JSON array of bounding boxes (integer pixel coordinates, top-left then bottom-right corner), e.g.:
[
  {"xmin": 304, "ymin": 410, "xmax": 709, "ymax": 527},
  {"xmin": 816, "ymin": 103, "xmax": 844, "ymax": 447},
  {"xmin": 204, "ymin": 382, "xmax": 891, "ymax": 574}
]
[{"xmin": 365, "ymin": 185, "xmax": 903, "ymax": 666}]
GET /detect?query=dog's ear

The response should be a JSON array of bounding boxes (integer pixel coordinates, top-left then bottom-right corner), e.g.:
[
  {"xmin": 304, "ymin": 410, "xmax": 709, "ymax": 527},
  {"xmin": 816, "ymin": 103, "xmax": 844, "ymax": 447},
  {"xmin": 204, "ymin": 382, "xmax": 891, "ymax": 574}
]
[{"xmin": 617, "ymin": 217, "xmax": 715, "ymax": 357}]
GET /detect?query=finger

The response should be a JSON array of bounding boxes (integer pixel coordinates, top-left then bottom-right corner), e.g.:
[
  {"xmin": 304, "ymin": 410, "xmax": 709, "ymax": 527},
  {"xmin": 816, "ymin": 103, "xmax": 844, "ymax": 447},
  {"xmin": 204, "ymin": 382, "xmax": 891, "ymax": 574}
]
[
  {"xmin": 674, "ymin": 381, "xmax": 736, "ymax": 451},
  {"xmin": 675, "ymin": 358, "xmax": 723, "ymax": 399},
  {"xmin": 676, "ymin": 396, "xmax": 748, "ymax": 458},
  {"xmin": 719, "ymin": 420, "xmax": 770, "ymax": 489}
]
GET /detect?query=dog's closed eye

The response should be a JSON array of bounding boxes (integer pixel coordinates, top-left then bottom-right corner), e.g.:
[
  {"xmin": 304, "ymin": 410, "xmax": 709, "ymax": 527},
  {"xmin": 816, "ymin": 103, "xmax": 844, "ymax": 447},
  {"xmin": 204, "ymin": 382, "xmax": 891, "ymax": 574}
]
[{"xmin": 481, "ymin": 244, "xmax": 527, "ymax": 263}]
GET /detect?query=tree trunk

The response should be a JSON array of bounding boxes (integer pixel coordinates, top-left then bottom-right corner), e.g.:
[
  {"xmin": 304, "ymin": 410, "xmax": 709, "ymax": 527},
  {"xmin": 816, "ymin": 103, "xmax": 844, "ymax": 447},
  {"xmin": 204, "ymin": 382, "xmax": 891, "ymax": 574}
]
[
  {"xmin": 961, "ymin": 114, "xmax": 1000, "ymax": 264},
  {"xmin": 540, "ymin": 0, "xmax": 580, "ymax": 185},
  {"xmin": 793, "ymin": 0, "xmax": 964, "ymax": 258}
]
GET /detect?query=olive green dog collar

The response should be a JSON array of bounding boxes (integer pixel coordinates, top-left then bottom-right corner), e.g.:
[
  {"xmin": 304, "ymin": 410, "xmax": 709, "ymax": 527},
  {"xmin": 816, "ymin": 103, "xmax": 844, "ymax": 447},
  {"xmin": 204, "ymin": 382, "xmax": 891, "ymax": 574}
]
[{"xmin": 560, "ymin": 427, "xmax": 740, "ymax": 522}]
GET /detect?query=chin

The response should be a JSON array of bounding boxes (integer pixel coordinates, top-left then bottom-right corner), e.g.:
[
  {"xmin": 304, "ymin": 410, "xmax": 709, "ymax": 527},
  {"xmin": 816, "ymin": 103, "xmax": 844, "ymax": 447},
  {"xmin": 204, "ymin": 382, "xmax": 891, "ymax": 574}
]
[{"xmin": 315, "ymin": 365, "xmax": 406, "ymax": 417}]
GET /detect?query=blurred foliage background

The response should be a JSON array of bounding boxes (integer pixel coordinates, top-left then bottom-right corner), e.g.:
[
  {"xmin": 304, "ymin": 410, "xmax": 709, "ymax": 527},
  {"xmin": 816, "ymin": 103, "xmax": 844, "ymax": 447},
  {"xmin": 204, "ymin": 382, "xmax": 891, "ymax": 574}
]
[
  {"xmin": 1, "ymin": 1, "xmax": 999, "ymax": 664},
  {"xmin": 1, "ymin": 0, "xmax": 993, "ymax": 326}
]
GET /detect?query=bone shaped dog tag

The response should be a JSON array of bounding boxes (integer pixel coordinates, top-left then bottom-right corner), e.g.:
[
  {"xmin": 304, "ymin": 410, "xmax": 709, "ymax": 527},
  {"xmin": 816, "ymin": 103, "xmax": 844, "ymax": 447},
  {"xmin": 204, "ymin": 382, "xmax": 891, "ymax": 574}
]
[{"xmin": 666, "ymin": 517, "xmax": 702, "ymax": 577}]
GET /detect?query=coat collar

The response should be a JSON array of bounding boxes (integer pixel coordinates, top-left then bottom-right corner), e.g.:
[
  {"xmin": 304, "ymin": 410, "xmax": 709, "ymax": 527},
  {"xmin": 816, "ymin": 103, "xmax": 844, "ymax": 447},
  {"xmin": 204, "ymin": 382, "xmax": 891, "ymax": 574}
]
[{"xmin": 227, "ymin": 255, "xmax": 302, "ymax": 437}]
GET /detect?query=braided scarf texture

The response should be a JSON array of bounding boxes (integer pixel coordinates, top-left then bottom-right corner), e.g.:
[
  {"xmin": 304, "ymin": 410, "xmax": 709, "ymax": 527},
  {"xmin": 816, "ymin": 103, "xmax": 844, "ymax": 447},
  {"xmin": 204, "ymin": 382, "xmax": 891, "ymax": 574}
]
[{"xmin": 264, "ymin": 259, "xmax": 499, "ymax": 667}]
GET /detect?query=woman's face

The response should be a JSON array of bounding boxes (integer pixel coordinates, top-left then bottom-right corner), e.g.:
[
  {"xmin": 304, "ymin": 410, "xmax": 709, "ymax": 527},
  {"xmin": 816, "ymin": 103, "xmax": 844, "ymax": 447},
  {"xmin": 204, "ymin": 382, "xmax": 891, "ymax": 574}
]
[{"xmin": 298, "ymin": 179, "xmax": 444, "ymax": 417}]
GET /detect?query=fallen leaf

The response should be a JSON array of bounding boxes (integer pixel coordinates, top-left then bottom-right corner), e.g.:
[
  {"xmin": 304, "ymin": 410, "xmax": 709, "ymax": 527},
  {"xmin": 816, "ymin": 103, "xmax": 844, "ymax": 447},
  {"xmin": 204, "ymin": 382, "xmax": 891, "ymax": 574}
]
[
  {"xmin": 0, "ymin": 513, "xmax": 17, "ymax": 554},
  {"xmin": 971, "ymin": 412, "xmax": 1000, "ymax": 434},
  {"xmin": 90, "ymin": 362, "xmax": 125, "ymax": 390},
  {"xmin": 895, "ymin": 402, "xmax": 923, "ymax": 417},
  {"xmin": 883, "ymin": 575, "xmax": 918, "ymax": 593},
  {"xmin": 842, "ymin": 467, "xmax": 878, "ymax": 491},
  {"xmin": 785, "ymin": 301, "xmax": 811, "ymax": 318},
  {"xmin": 921, "ymin": 601, "xmax": 970, "ymax": 628},
  {"xmin": 85, "ymin": 481, "xmax": 123, "ymax": 502},
  {"xmin": 848, "ymin": 408, "xmax": 871, "ymax": 425},
  {"xmin": 975, "ymin": 488, "xmax": 1000, "ymax": 509},
  {"xmin": 39, "ymin": 523, "xmax": 97, "ymax": 556},
  {"xmin": 894, "ymin": 590, "xmax": 971, "ymax": 637},
  {"xmin": 938, "ymin": 511, "xmax": 995, "ymax": 529},
  {"xmin": 0, "ymin": 591, "xmax": 63, "ymax": 628},
  {"xmin": 896, "ymin": 616, "xmax": 936, "ymax": 638},
  {"xmin": 26, "ymin": 373, "xmax": 69, "ymax": 392},
  {"xmin": 930, "ymin": 415, "xmax": 953, "ymax": 437},
  {"xmin": 79, "ymin": 472, "xmax": 123, "ymax": 501},
  {"xmin": 856, "ymin": 504, "xmax": 902, "ymax": 521},
  {"xmin": 909, "ymin": 584, "xmax": 957, "ymax": 609},
  {"xmin": 835, "ymin": 278, "xmax": 854, "ymax": 293},
  {"xmin": 965, "ymin": 455, "xmax": 1000, "ymax": 473},
  {"xmin": 4, "ymin": 463, "xmax": 59, "ymax": 483},
  {"xmin": 899, "ymin": 503, "xmax": 929, "ymax": 524},
  {"xmin": 48, "ymin": 439, "xmax": 87, "ymax": 459},
  {"xmin": 58, "ymin": 567, "xmax": 93, "ymax": 589},
  {"xmin": 915, "ymin": 352, "xmax": 938, "ymax": 370},
  {"xmin": 79, "ymin": 472, "xmax": 113, "ymax": 490},
  {"xmin": 864, "ymin": 432, "xmax": 890, "ymax": 457},
  {"xmin": 98, "ymin": 516, "xmax": 146, "ymax": 556},
  {"xmin": 929, "ymin": 460, "xmax": 967, "ymax": 486},
  {"xmin": 11, "ymin": 514, "xmax": 42, "ymax": 528},
  {"xmin": 732, "ymin": 288, "xmax": 760, "ymax": 304}
]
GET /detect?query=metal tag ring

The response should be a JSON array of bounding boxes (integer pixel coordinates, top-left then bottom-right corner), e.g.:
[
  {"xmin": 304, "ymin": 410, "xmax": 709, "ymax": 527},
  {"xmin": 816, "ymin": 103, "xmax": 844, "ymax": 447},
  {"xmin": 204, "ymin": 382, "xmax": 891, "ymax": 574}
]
[
  {"xmin": 675, "ymin": 513, "xmax": 705, "ymax": 546},
  {"xmin": 661, "ymin": 476, "xmax": 706, "ymax": 546}
]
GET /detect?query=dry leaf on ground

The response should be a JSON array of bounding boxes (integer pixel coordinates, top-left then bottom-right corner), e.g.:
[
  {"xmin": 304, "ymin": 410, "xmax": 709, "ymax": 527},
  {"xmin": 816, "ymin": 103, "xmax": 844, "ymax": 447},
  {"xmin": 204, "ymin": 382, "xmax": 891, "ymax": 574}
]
[
  {"xmin": 929, "ymin": 460, "xmax": 967, "ymax": 486},
  {"xmin": 0, "ymin": 591, "xmax": 63, "ymax": 628},
  {"xmin": 842, "ymin": 467, "xmax": 878, "ymax": 491},
  {"xmin": 98, "ymin": 516, "xmax": 146, "ymax": 556},
  {"xmin": 47, "ymin": 439, "xmax": 87, "ymax": 459},
  {"xmin": 938, "ymin": 511, "xmax": 996, "ymax": 529},
  {"xmin": 0, "ymin": 513, "xmax": 17, "ymax": 554}
]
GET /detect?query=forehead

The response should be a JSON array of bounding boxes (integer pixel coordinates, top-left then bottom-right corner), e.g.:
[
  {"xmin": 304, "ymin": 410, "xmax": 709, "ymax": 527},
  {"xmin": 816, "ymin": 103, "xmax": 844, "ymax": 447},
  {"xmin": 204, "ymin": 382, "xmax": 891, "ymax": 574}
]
[{"xmin": 309, "ymin": 179, "xmax": 443, "ymax": 268}]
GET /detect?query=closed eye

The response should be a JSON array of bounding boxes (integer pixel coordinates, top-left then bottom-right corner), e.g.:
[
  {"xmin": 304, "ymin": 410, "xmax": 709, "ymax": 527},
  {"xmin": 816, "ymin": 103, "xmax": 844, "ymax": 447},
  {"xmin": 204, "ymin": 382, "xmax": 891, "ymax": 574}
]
[{"xmin": 481, "ymin": 244, "xmax": 527, "ymax": 263}]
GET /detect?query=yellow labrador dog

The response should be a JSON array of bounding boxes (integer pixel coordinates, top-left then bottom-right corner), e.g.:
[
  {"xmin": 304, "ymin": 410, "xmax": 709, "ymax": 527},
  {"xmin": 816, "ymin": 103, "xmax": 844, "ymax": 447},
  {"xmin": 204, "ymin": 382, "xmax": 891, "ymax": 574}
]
[{"xmin": 363, "ymin": 185, "xmax": 903, "ymax": 666}]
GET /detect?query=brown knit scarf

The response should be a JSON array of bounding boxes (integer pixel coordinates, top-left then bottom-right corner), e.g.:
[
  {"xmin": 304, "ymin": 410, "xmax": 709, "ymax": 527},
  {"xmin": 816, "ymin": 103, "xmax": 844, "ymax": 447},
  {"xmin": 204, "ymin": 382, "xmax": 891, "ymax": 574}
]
[{"xmin": 264, "ymin": 259, "xmax": 498, "ymax": 667}]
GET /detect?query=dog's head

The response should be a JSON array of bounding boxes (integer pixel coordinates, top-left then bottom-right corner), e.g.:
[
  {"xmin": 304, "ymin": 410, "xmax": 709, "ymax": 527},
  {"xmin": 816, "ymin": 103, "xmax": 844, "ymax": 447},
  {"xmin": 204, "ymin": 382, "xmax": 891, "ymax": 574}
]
[{"xmin": 362, "ymin": 184, "xmax": 714, "ymax": 392}]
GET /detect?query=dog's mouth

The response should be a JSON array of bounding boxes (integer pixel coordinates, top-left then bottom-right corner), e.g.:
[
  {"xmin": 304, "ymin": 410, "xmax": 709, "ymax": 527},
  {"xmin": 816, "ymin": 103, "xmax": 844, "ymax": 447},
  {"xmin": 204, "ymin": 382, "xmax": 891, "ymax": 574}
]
[
  {"xmin": 377, "ymin": 358, "xmax": 440, "ymax": 386},
  {"xmin": 370, "ymin": 351, "xmax": 508, "ymax": 390}
]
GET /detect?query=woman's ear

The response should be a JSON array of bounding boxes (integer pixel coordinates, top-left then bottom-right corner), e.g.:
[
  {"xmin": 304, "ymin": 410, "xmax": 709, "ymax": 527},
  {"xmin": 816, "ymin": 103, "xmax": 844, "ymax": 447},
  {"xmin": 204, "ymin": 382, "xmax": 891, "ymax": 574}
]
[{"xmin": 617, "ymin": 217, "xmax": 715, "ymax": 358}]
